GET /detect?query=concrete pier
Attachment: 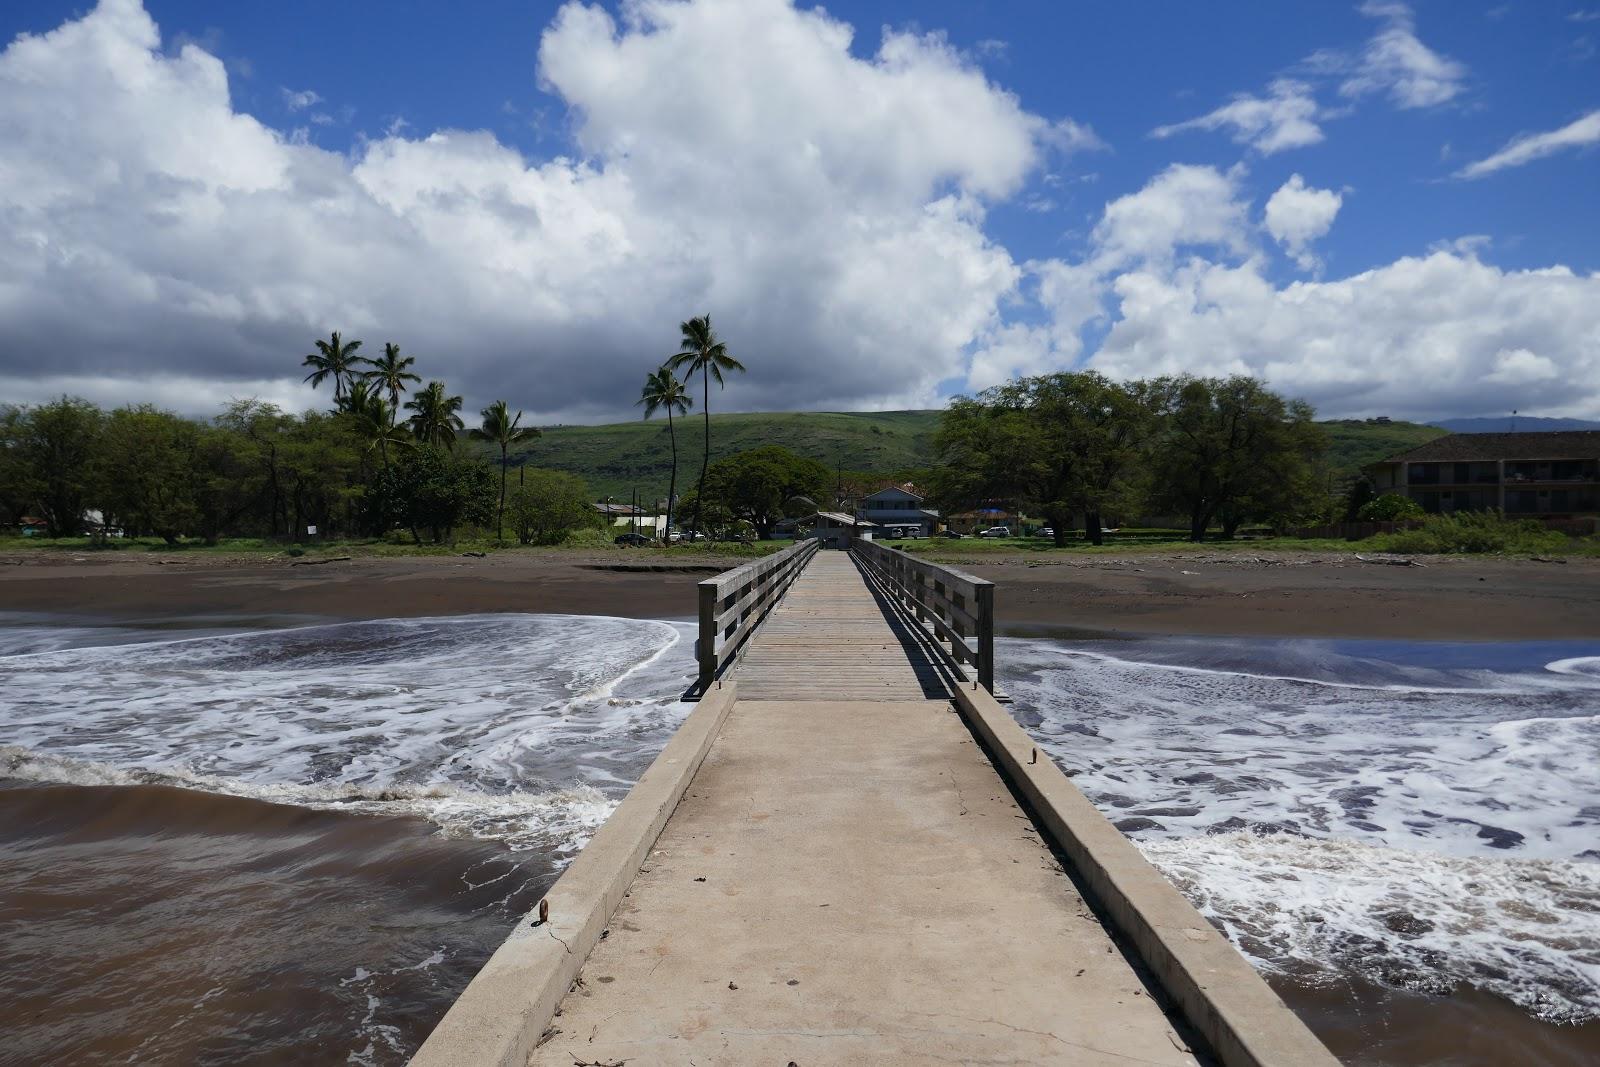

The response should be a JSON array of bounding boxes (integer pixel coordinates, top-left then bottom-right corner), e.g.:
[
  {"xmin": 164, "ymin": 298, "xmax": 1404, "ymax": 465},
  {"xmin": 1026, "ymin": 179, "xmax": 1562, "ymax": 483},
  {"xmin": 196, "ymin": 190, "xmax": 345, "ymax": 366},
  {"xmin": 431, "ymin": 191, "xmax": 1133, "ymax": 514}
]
[
  {"xmin": 411, "ymin": 546, "xmax": 1340, "ymax": 1067},
  {"xmin": 530, "ymin": 696, "xmax": 1199, "ymax": 1065}
]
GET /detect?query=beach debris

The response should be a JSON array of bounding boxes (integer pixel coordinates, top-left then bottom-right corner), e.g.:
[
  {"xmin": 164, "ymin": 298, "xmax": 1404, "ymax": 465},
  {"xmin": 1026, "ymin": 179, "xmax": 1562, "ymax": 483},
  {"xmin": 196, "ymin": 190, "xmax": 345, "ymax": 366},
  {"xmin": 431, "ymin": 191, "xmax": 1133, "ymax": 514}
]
[
  {"xmin": 727, "ymin": 980, "xmax": 738, "ymax": 990},
  {"xmin": 461, "ymin": 550, "xmax": 487, "ymax": 558},
  {"xmin": 1354, "ymin": 553, "xmax": 1424, "ymax": 567},
  {"xmin": 290, "ymin": 555, "xmax": 352, "ymax": 566},
  {"xmin": 1180, "ymin": 569, "xmax": 1199, "ymax": 575},
  {"xmin": 1530, "ymin": 556, "xmax": 1568, "ymax": 564}
]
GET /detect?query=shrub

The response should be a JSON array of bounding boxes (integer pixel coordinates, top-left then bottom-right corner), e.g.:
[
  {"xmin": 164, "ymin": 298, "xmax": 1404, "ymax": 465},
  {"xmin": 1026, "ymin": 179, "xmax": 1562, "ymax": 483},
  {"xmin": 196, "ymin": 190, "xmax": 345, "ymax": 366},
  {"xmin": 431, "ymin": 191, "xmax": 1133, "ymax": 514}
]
[
  {"xmin": 1371, "ymin": 511, "xmax": 1567, "ymax": 555},
  {"xmin": 506, "ymin": 469, "xmax": 600, "ymax": 545},
  {"xmin": 1357, "ymin": 493, "xmax": 1423, "ymax": 522}
]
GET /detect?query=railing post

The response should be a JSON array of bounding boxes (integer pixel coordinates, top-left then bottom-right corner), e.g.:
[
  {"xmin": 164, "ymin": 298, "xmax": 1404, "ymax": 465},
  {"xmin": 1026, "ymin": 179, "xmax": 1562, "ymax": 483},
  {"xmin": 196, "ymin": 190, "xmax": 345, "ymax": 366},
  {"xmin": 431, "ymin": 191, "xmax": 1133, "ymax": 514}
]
[
  {"xmin": 976, "ymin": 582, "xmax": 994, "ymax": 693},
  {"xmin": 698, "ymin": 581, "xmax": 717, "ymax": 690}
]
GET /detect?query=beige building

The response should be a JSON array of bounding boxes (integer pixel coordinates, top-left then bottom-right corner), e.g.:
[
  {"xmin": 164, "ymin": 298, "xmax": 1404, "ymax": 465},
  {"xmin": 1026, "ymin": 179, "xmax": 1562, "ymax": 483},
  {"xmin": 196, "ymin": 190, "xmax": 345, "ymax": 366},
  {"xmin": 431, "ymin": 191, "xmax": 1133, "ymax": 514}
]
[{"xmin": 1369, "ymin": 432, "xmax": 1600, "ymax": 518}]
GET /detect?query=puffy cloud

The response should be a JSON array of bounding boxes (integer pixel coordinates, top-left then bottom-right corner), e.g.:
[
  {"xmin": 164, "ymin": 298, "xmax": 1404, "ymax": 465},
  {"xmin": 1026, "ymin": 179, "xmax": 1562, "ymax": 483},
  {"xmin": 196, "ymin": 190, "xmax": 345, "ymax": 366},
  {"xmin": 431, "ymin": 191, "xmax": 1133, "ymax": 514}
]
[
  {"xmin": 1337, "ymin": 1, "xmax": 1467, "ymax": 109},
  {"xmin": 1262, "ymin": 175, "xmax": 1343, "ymax": 270},
  {"xmin": 1085, "ymin": 251, "xmax": 1600, "ymax": 419},
  {"xmin": 1151, "ymin": 79, "xmax": 1324, "ymax": 155},
  {"xmin": 1010, "ymin": 164, "xmax": 1600, "ymax": 420},
  {"xmin": 1457, "ymin": 109, "xmax": 1600, "ymax": 179},
  {"xmin": 1090, "ymin": 164, "xmax": 1253, "ymax": 271},
  {"xmin": 0, "ymin": 0, "xmax": 1089, "ymax": 417}
]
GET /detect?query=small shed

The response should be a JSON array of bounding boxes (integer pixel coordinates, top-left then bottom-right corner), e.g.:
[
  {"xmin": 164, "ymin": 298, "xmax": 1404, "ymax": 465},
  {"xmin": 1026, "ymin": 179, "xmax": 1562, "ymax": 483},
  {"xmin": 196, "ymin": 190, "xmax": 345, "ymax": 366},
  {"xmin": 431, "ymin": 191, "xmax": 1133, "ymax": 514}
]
[{"xmin": 812, "ymin": 511, "xmax": 875, "ymax": 550}]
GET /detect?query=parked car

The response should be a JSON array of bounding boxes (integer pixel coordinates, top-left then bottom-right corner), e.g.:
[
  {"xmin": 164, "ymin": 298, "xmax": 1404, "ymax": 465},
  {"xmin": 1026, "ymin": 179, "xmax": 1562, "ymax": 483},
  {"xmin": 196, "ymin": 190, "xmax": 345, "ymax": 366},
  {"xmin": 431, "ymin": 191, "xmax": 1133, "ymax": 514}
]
[
  {"xmin": 978, "ymin": 526, "xmax": 1011, "ymax": 538},
  {"xmin": 614, "ymin": 532, "xmax": 652, "ymax": 547},
  {"xmin": 939, "ymin": 529, "xmax": 963, "ymax": 539},
  {"xmin": 1037, "ymin": 527, "xmax": 1054, "ymax": 538}
]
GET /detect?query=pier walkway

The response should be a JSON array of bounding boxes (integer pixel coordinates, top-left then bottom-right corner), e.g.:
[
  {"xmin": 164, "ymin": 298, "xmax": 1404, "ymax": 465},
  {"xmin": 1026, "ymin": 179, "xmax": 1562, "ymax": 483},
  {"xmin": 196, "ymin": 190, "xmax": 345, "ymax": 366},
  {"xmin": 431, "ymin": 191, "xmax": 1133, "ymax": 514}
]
[{"xmin": 413, "ymin": 542, "xmax": 1339, "ymax": 1067}]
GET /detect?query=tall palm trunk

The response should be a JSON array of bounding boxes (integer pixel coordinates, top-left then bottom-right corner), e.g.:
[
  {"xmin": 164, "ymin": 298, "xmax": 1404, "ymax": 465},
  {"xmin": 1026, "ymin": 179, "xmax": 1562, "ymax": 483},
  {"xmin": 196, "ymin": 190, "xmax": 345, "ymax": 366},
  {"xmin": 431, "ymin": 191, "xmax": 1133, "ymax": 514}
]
[
  {"xmin": 497, "ymin": 443, "xmax": 508, "ymax": 543},
  {"xmin": 664, "ymin": 405, "xmax": 678, "ymax": 544},
  {"xmin": 695, "ymin": 367, "xmax": 711, "ymax": 536}
]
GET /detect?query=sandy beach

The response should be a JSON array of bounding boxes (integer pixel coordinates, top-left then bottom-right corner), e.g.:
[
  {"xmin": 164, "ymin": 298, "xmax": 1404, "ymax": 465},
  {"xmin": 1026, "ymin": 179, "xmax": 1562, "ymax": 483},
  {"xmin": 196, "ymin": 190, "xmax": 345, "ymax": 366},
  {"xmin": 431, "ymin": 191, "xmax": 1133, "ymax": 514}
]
[{"xmin": 4, "ymin": 546, "xmax": 1599, "ymax": 639}]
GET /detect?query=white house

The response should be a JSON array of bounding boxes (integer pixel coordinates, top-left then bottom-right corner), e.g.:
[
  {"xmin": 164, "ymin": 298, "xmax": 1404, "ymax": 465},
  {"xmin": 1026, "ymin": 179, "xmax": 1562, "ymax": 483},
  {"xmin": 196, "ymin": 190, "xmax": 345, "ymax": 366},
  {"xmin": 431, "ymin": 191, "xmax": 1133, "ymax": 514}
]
[{"xmin": 856, "ymin": 486, "xmax": 940, "ymax": 537}]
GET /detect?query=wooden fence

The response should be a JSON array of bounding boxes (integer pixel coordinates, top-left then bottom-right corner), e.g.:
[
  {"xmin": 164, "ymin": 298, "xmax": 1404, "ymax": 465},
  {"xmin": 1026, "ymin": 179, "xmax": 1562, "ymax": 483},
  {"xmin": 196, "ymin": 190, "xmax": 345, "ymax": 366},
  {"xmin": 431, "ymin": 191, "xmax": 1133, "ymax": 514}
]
[
  {"xmin": 695, "ymin": 537, "xmax": 819, "ymax": 690},
  {"xmin": 851, "ymin": 539, "xmax": 995, "ymax": 694}
]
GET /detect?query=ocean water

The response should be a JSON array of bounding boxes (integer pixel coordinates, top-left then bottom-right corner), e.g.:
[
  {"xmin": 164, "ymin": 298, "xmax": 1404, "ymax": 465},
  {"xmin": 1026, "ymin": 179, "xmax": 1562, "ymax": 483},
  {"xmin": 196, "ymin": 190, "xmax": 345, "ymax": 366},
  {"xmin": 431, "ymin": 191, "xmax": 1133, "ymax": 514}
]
[
  {"xmin": 0, "ymin": 613, "xmax": 698, "ymax": 1065},
  {"xmin": 3, "ymin": 614, "xmax": 1597, "ymax": 1064},
  {"xmin": 999, "ymin": 632, "xmax": 1600, "ymax": 1054}
]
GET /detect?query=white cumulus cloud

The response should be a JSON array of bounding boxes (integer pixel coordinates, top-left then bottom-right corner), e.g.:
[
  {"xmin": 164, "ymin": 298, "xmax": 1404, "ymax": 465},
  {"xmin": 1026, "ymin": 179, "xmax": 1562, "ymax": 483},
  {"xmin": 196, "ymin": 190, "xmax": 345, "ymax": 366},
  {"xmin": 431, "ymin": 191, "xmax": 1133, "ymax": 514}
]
[
  {"xmin": 0, "ymin": 0, "xmax": 1091, "ymax": 417},
  {"xmin": 1151, "ymin": 79, "xmax": 1324, "ymax": 155},
  {"xmin": 1263, "ymin": 174, "xmax": 1344, "ymax": 271}
]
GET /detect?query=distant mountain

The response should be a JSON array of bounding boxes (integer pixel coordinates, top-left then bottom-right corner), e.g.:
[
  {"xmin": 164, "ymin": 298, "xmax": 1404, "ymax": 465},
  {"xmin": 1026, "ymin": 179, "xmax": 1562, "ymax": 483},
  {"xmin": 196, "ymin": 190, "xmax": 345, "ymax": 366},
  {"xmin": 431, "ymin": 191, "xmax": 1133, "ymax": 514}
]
[
  {"xmin": 484, "ymin": 410, "xmax": 1447, "ymax": 500},
  {"xmin": 1431, "ymin": 416, "xmax": 1600, "ymax": 433}
]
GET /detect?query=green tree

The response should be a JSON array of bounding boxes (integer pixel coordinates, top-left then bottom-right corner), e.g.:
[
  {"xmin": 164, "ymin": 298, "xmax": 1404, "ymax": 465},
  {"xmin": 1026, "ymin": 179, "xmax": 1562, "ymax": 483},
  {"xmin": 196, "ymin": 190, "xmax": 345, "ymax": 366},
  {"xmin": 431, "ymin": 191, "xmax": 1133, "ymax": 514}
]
[
  {"xmin": 301, "ymin": 331, "xmax": 365, "ymax": 407},
  {"xmin": 405, "ymin": 381, "xmax": 465, "ymax": 448},
  {"xmin": 95, "ymin": 406, "xmax": 202, "ymax": 544},
  {"xmin": 700, "ymin": 446, "xmax": 830, "ymax": 540},
  {"xmin": 932, "ymin": 372, "xmax": 1156, "ymax": 545},
  {"xmin": 1148, "ymin": 376, "xmax": 1326, "ymax": 541},
  {"xmin": 0, "ymin": 405, "xmax": 29, "ymax": 526},
  {"xmin": 665, "ymin": 315, "xmax": 745, "ymax": 538},
  {"xmin": 470, "ymin": 399, "xmax": 541, "ymax": 542},
  {"xmin": 370, "ymin": 444, "xmax": 496, "ymax": 544},
  {"xmin": 1358, "ymin": 493, "xmax": 1424, "ymax": 522},
  {"xmin": 363, "ymin": 342, "xmax": 422, "ymax": 410},
  {"xmin": 7, "ymin": 397, "xmax": 104, "ymax": 536},
  {"xmin": 505, "ymin": 469, "xmax": 596, "ymax": 545},
  {"xmin": 637, "ymin": 367, "xmax": 691, "ymax": 543}
]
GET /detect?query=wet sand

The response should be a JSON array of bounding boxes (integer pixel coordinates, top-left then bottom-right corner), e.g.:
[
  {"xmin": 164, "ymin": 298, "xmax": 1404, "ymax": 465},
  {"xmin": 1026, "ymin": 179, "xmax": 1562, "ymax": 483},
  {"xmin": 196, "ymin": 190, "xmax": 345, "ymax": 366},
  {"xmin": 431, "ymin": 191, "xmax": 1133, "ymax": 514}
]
[{"xmin": 4, "ymin": 547, "xmax": 1599, "ymax": 639}]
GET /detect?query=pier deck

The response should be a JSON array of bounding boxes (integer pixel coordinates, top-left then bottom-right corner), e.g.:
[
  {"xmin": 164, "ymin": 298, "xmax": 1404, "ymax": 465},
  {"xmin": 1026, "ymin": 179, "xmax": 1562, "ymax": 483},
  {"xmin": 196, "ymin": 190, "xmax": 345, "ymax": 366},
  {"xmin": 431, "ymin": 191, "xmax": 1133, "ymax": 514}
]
[
  {"xmin": 529, "ymin": 694, "xmax": 1198, "ymax": 1065},
  {"xmin": 415, "ymin": 543, "xmax": 1339, "ymax": 1067}
]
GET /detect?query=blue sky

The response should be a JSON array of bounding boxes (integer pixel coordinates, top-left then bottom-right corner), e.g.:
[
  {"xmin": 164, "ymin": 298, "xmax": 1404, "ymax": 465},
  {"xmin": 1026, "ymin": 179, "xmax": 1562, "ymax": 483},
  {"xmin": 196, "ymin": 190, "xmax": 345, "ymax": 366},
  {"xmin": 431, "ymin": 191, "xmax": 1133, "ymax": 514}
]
[{"xmin": 1, "ymin": 0, "xmax": 1597, "ymax": 421}]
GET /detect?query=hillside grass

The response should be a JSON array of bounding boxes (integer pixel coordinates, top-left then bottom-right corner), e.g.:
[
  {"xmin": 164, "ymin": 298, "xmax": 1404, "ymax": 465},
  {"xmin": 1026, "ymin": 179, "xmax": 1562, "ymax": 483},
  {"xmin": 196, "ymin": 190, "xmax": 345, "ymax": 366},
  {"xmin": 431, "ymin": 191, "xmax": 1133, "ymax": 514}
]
[{"xmin": 485, "ymin": 410, "xmax": 1446, "ymax": 501}]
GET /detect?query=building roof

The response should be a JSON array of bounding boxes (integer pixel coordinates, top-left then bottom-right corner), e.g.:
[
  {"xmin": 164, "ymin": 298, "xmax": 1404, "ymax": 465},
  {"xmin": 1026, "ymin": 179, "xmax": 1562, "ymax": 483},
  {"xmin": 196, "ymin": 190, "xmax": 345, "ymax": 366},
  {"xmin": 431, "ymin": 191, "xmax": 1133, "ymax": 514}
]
[
  {"xmin": 593, "ymin": 502, "xmax": 642, "ymax": 515},
  {"xmin": 1377, "ymin": 431, "xmax": 1600, "ymax": 463},
  {"xmin": 863, "ymin": 485, "xmax": 924, "ymax": 502},
  {"xmin": 815, "ymin": 511, "xmax": 875, "ymax": 527}
]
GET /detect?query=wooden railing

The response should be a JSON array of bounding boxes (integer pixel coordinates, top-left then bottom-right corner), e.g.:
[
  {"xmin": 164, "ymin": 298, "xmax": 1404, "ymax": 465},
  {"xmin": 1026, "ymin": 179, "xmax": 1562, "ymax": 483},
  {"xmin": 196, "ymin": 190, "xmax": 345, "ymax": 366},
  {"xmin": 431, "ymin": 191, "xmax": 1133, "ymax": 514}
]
[
  {"xmin": 696, "ymin": 538, "xmax": 820, "ymax": 690},
  {"xmin": 852, "ymin": 539, "xmax": 995, "ymax": 693}
]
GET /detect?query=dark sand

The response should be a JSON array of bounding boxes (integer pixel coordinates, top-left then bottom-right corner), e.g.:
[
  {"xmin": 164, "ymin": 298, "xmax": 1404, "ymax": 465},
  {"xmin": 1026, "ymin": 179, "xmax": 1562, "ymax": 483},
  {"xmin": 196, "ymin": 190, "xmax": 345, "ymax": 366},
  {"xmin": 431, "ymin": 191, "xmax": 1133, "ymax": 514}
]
[{"xmin": 4, "ymin": 547, "xmax": 1599, "ymax": 639}]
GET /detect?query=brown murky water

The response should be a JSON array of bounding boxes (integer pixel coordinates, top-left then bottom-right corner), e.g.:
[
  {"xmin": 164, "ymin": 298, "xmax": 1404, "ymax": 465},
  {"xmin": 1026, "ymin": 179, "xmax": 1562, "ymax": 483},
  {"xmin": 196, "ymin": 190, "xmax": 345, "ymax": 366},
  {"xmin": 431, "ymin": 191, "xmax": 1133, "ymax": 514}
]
[
  {"xmin": 3, "ymin": 616, "xmax": 1597, "ymax": 1065},
  {"xmin": 0, "ymin": 780, "xmax": 552, "ymax": 1066}
]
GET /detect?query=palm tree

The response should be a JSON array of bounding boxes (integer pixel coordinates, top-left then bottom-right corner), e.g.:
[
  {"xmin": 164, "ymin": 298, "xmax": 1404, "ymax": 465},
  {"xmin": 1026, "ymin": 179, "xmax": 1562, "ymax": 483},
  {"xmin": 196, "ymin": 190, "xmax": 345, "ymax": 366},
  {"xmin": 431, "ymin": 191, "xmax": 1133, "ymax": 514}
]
[
  {"xmin": 666, "ymin": 315, "xmax": 744, "ymax": 538},
  {"xmin": 637, "ymin": 367, "xmax": 691, "ymax": 543},
  {"xmin": 364, "ymin": 343, "xmax": 421, "ymax": 410},
  {"xmin": 405, "ymin": 381, "xmax": 465, "ymax": 448},
  {"xmin": 470, "ymin": 399, "xmax": 541, "ymax": 542},
  {"xmin": 341, "ymin": 382, "xmax": 405, "ymax": 469},
  {"xmin": 302, "ymin": 331, "xmax": 364, "ymax": 406}
]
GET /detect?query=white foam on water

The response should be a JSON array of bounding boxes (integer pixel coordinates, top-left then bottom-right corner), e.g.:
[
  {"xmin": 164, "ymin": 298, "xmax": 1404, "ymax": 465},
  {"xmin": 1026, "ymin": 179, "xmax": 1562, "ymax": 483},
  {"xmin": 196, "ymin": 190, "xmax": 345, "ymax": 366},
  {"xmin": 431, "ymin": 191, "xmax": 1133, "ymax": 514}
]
[
  {"xmin": 999, "ymin": 636, "xmax": 1600, "ymax": 1023},
  {"xmin": 1141, "ymin": 832, "xmax": 1600, "ymax": 1024},
  {"xmin": 0, "ymin": 614, "xmax": 697, "ymax": 853}
]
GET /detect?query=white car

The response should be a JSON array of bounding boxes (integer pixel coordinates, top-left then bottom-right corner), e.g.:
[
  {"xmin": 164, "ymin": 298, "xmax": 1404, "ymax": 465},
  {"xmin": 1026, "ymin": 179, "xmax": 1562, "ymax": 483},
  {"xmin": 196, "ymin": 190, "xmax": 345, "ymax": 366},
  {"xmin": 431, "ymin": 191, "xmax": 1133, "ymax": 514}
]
[{"xmin": 978, "ymin": 526, "xmax": 1011, "ymax": 538}]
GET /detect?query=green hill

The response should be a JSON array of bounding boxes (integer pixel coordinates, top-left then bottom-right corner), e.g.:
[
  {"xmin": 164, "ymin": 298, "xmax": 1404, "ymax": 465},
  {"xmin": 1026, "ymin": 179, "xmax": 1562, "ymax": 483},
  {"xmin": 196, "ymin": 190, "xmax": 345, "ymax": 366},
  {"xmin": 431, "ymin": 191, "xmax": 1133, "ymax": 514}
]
[
  {"xmin": 496, "ymin": 410, "xmax": 1447, "ymax": 502},
  {"xmin": 508, "ymin": 410, "xmax": 940, "ymax": 502},
  {"xmin": 1320, "ymin": 418, "xmax": 1449, "ymax": 482}
]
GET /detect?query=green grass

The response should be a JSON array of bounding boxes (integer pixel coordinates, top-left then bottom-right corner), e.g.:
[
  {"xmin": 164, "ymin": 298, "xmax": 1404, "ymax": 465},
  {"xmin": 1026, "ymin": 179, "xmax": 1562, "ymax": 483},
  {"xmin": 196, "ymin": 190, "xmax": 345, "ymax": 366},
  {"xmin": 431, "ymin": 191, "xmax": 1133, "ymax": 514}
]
[
  {"xmin": 503, "ymin": 410, "xmax": 940, "ymax": 502},
  {"xmin": 1318, "ymin": 418, "xmax": 1448, "ymax": 481},
  {"xmin": 486, "ymin": 410, "xmax": 1449, "ymax": 502},
  {"xmin": 0, "ymin": 531, "xmax": 788, "ymax": 561}
]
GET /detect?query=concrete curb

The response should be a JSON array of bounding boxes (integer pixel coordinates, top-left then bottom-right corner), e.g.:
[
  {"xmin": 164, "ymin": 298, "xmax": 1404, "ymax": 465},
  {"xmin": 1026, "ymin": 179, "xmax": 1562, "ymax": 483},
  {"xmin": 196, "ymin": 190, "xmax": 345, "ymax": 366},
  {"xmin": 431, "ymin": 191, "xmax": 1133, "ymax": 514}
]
[
  {"xmin": 410, "ymin": 681, "xmax": 740, "ymax": 1067},
  {"xmin": 950, "ymin": 683, "xmax": 1341, "ymax": 1067}
]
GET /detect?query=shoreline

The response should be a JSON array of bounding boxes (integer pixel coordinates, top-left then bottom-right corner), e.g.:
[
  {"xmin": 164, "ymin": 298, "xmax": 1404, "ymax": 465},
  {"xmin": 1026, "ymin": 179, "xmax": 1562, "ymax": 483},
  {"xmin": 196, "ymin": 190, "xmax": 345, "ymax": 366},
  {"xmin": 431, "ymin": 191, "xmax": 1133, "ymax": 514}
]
[{"xmin": 5, "ymin": 547, "xmax": 1600, "ymax": 641}]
